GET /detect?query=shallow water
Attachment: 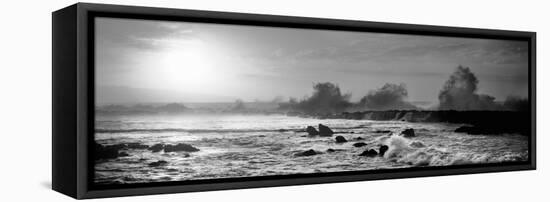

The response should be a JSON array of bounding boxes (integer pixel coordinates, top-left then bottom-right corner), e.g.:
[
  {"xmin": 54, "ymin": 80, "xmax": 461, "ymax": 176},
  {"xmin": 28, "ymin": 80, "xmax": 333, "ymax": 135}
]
[{"xmin": 94, "ymin": 114, "xmax": 528, "ymax": 184}]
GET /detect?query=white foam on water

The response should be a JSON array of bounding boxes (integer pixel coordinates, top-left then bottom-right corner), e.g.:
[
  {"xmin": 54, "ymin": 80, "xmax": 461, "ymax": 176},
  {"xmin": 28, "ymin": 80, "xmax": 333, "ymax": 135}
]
[{"xmin": 94, "ymin": 114, "xmax": 529, "ymax": 184}]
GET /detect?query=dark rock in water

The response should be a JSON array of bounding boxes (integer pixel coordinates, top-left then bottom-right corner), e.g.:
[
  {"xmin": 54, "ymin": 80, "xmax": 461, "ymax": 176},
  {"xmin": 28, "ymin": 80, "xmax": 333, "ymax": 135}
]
[
  {"xmin": 455, "ymin": 123, "xmax": 528, "ymax": 135},
  {"xmin": 148, "ymin": 160, "xmax": 168, "ymax": 167},
  {"xmin": 326, "ymin": 148, "xmax": 336, "ymax": 153},
  {"xmin": 110, "ymin": 144, "xmax": 127, "ymax": 150},
  {"xmin": 306, "ymin": 126, "xmax": 319, "ymax": 136},
  {"xmin": 95, "ymin": 143, "xmax": 121, "ymax": 160},
  {"xmin": 353, "ymin": 142, "xmax": 368, "ymax": 147},
  {"xmin": 295, "ymin": 149, "xmax": 318, "ymax": 157},
  {"xmin": 278, "ymin": 129, "xmax": 289, "ymax": 132},
  {"xmin": 148, "ymin": 144, "xmax": 165, "ymax": 152},
  {"xmin": 318, "ymin": 124, "xmax": 334, "ymax": 137},
  {"xmin": 373, "ymin": 130, "xmax": 391, "ymax": 133},
  {"xmin": 400, "ymin": 128, "xmax": 415, "ymax": 137},
  {"xmin": 455, "ymin": 126, "xmax": 479, "ymax": 134},
  {"xmin": 164, "ymin": 143, "xmax": 200, "ymax": 152},
  {"xmin": 359, "ymin": 149, "xmax": 378, "ymax": 157},
  {"xmin": 335, "ymin": 135, "xmax": 347, "ymax": 143},
  {"xmin": 410, "ymin": 141, "xmax": 425, "ymax": 148},
  {"xmin": 126, "ymin": 143, "xmax": 149, "ymax": 149},
  {"xmin": 379, "ymin": 145, "xmax": 389, "ymax": 156},
  {"xmin": 118, "ymin": 152, "xmax": 130, "ymax": 157},
  {"xmin": 353, "ymin": 137, "xmax": 365, "ymax": 141},
  {"xmin": 455, "ymin": 125, "xmax": 499, "ymax": 135}
]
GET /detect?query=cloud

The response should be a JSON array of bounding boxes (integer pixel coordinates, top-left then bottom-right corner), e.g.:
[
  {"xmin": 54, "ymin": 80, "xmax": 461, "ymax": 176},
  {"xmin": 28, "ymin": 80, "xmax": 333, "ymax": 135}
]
[
  {"xmin": 280, "ymin": 35, "xmax": 528, "ymax": 68},
  {"xmin": 96, "ymin": 17, "xmax": 197, "ymax": 51}
]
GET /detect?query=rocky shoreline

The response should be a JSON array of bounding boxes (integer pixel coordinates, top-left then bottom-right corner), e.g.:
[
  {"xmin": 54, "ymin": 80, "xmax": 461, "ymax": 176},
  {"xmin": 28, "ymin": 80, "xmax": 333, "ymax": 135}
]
[
  {"xmin": 95, "ymin": 110, "xmax": 529, "ymax": 168},
  {"xmin": 95, "ymin": 142, "xmax": 200, "ymax": 161},
  {"xmin": 303, "ymin": 110, "xmax": 530, "ymax": 136}
]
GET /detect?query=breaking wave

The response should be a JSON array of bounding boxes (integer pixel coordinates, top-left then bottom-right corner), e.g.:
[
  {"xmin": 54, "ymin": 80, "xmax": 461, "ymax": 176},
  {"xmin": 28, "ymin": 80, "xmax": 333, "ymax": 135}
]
[{"xmin": 380, "ymin": 135, "xmax": 527, "ymax": 167}]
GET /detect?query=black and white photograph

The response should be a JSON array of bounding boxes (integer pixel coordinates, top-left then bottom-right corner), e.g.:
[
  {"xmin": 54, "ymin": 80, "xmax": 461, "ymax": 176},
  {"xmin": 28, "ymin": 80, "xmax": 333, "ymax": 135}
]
[
  {"xmin": 3, "ymin": 0, "xmax": 550, "ymax": 201},
  {"xmin": 93, "ymin": 17, "xmax": 530, "ymax": 185}
]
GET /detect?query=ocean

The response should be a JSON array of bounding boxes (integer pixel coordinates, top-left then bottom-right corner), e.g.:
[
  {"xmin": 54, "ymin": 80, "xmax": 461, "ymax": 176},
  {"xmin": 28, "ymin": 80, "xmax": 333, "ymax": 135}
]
[{"xmin": 94, "ymin": 114, "xmax": 528, "ymax": 184}]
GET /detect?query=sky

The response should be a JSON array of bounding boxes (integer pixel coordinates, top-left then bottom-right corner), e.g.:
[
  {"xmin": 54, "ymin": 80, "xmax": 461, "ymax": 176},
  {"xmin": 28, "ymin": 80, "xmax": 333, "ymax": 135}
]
[{"xmin": 95, "ymin": 17, "xmax": 529, "ymax": 105}]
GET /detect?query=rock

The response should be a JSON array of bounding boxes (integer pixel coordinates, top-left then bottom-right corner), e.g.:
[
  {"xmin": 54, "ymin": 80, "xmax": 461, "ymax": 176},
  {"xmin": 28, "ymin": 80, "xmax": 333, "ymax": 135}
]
[
  {"xmin": 109, "ymin": 144, "xmax": 127, "ymax": 150},
  {"xmin": 454, "ymin": 126, "xmax": 492, "ymax": 135},
  {"xmin": 335, "ymin": 136, "xmax": 347, "ymax": 143},
  {"xmin": 353, "ymin": 142, "xmax": 368, "ymax": 147},
  {"xmin": 373, "ymin": 130, "xmax": 391, "ymax": 133},
  {"xmin": 118, "ymin": 152, "xmax": 130, "ymax": 157},
  {"xmin": 126, "ymin": 143, "xmax": 149, "ymax": 149},
  {"xmin": 278, "ymin": 129, "xmax": 289, "ymax": 132},
  {"xmin": 148, "ymin": 160, "xmax": 168, "ymax": 167},
  {"xmin": 164, "ymin": 143, "xmax": 200, "ymax": 152},
  {"xmin": 295, "ymin": 149, "xmax": 318, "ymax": 157},
  {"xmin": 410, "ymin": 141, "xmax": 425, "ymax": 148},
  {"xmin": 318, "ymin": 124, "xmax": 334, "ymax": 137},
  {"xmin": 379, "ymin": 145, "xmax": 389, "ymax": 156},
  {"xmin": 353, "ymin": 137, "xmax": 365, "ymax": 141},
  {"xmin": 455, "ymin": 126, "xmax": 473, "ymax": 133},
  {"xmin": 95, "ymin": 143, "xmax": 121, "ymax": 160},
  {"xmin": 400, "ymin": 128, "xmax": 415, "ymax": 137},
  {"xmin": 359, "ymin": 149, "xmax": 378, "ymax": 157},
  {"xmin": 306, "ymin": 126, "xmax": 319, "ymax": 136},
  {"xmin": 148, "ymin": 144, "xmax": 164, "ymax": 152},
  {"xmin": 326, "ymin": 148, "xmax": 336, "ymax": 153}
]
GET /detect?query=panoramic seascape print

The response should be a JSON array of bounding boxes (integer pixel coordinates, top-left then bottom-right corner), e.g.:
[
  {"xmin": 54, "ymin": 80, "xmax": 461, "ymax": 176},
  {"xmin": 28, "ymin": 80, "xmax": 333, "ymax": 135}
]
[{"xmin": 94, "ymin": 17, "xmax": 530, "ymax": 185}]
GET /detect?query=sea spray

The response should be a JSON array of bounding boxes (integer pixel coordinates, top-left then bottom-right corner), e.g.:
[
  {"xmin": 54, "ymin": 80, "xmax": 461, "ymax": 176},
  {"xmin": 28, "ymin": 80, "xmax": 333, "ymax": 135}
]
[
  {"xmin": 383, "ymin": 135, "xmax": 413, "ymax": 158},
  {"xmin": 382, "ymin": 135, "xmax": 445, "ymax": 166}
]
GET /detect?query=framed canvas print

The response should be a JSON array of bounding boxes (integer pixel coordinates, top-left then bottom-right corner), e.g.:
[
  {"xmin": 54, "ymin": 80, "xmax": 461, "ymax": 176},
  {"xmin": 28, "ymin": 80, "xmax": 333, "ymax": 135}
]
[{"xmin": 52, "ymin": 3, "xmax": 536, "ymax": 199}]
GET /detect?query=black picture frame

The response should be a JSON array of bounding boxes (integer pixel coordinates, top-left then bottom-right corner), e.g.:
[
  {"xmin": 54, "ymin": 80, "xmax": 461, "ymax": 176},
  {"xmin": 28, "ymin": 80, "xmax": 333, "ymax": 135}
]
[{"xmin": 52, "ymin": 3, "xmax": 536, "ymax": 199}]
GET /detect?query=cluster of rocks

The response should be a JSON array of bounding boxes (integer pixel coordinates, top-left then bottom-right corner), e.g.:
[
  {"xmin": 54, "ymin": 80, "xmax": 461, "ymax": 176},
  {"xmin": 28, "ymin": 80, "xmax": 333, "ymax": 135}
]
[
  {"xmin": 306, "ymin": 124, "xmax": 334, "ymax": 137},
  {"xmin": 294, "ymin": 126, "xmax": 418, "ymax": 158},
  {"xmin": 328, "ymin": 110, "xmax": 530, "ymax": 136},
  {"xmin": 148, "ymin": 143, "xmax": 200, "ymax": 153},
  {"xmin": 95, "ymin": 142, "xmax": 199, "ymax": 160},
  {"xmin": 358, "ymin": 145, "xmax": 389, "ymax": 157},
  {"xmin": 95, "ymin": 143, "xmax": 128, "ymax": 160}
]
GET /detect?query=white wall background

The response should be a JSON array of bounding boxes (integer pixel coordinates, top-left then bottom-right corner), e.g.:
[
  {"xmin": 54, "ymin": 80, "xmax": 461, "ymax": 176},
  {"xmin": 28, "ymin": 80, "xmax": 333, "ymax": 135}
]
[{"xmin": 0, "ymin": 0, "xmax": 547, "ymax": 201}]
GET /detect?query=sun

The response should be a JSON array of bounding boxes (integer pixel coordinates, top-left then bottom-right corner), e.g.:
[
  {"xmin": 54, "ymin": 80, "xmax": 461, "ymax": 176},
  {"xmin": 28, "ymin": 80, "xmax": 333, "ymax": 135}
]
[{"xmin": 159, "ymin": 47, "xmax": 216, "ymax": 89}]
